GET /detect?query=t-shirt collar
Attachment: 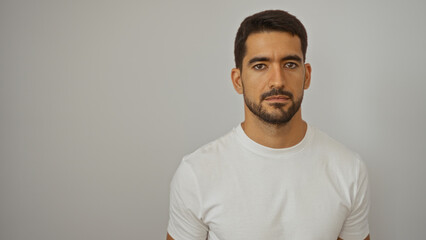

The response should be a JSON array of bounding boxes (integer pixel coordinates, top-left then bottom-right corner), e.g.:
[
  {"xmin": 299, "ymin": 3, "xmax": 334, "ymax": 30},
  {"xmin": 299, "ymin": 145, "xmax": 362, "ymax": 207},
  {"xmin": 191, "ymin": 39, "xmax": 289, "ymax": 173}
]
[{"xmin": 234, "ymin": 123, "xmax": 314, "ymax": 158}]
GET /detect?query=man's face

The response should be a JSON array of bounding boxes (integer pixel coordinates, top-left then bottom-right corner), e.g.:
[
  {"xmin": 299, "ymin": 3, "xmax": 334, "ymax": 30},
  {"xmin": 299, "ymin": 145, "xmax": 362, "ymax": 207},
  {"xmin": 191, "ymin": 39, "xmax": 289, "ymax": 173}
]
[{"xmin": 232, "ymin": 31, "xmax": 311, "ymax": 125}]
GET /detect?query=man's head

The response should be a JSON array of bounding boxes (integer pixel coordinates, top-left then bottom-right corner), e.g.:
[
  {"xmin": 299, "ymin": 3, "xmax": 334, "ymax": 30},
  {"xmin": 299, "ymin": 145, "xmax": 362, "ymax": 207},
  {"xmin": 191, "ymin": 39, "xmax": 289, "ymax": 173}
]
[
  {"xmin": 234, "ymin": 10, "xmax": 308, "ymax": 70},
  {"xmin": 231, "ymin": 10, "xmax": 311, "ymax": 126}
]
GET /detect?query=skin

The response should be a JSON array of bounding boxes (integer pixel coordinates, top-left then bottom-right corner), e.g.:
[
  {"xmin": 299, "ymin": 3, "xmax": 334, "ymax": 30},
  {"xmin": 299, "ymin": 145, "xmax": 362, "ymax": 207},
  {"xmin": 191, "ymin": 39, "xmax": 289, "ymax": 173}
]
[
  {"xmin": 167, "ymin": 31, "xmax": 370, "ymax": 240},
  {"xmin": 231, "ymin": 31, "xmax": 311, "ymax": 149}
]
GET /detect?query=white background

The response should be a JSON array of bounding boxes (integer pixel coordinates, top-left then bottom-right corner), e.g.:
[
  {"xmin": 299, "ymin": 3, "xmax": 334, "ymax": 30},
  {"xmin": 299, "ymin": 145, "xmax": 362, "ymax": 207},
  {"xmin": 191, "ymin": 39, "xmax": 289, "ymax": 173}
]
[{"xmin": 1, "ymin": 0, "xmax": 425, "ymax": 239}]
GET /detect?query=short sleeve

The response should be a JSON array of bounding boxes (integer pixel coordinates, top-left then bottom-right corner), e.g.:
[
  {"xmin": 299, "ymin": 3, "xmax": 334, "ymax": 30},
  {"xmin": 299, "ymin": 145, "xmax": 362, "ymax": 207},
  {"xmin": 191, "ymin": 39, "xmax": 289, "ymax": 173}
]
[
  {"xmin": 339, "ymin": 158, "xmax": 371, "ymax": 240},
  {"xmin": 167, "ymin": 160, "xmax": 208, "ymax": 240}
]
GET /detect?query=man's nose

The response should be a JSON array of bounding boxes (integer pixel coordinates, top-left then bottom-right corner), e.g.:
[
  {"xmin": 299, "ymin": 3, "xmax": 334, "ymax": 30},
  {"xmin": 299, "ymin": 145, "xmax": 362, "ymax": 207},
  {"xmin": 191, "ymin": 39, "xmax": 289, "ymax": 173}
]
[{"xmin": 268, "ymin": 64, "xmax": 286, "ymax": 89}]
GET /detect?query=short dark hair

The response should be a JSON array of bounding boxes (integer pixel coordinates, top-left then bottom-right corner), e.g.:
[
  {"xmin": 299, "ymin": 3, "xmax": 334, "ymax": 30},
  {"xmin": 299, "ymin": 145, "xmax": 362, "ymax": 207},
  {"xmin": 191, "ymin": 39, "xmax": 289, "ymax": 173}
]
[{"xmin": 234, "ymin": 10, "xmax": 308, "ymax": 69}]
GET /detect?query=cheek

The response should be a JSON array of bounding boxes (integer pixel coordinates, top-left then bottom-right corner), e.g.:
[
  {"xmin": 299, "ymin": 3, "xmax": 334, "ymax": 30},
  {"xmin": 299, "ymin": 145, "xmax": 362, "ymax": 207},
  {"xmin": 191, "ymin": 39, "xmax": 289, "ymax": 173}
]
[
  {"xmin": 286, "ymin": 72, "xmax": 306, "ymax": 88},
  {"xmin": 242, "ymin": 74, "xmax": 269, "ymax": 92},
  {"xmin": 242, "ymin": 87, "xmax": 259, "ymax": 99}
]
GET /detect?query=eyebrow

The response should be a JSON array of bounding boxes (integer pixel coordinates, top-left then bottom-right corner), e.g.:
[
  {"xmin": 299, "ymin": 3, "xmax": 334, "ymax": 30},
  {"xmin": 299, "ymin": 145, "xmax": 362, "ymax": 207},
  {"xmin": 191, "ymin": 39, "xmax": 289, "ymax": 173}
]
[{"xmin": 247, "ymin": 54, "xmax": 303, "ymax": 66}]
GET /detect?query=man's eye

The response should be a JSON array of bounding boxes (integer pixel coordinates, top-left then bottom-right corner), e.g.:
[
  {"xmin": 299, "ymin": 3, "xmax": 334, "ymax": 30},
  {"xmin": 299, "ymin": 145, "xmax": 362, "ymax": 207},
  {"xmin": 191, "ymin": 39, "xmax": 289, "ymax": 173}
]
[
  {"xmin": 284, "ymin": 62, "xmax": 298, "ymax": 69},
  {"xmin": 253, "ymin": 64, "xmax": 266, "ymax": 70}
]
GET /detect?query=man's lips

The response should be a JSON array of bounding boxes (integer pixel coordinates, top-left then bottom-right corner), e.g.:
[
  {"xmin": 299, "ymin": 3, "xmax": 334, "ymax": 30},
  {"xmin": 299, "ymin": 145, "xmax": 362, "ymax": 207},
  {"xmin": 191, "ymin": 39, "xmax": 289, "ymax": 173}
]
[{"xmin": 264, "ymin": 95, "xmax": 291, "ymax": 101}]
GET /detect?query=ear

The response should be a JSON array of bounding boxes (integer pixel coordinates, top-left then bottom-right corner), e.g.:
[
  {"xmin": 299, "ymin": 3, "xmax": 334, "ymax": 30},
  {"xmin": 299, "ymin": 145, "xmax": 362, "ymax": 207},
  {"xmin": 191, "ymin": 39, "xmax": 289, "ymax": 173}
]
[
  {"xmin": 231, "ymin": 68, "xmax": 243, "ymax": 94},
  {"xmin": 303, "ymin": 63, "xmax": 312, "ymax": 90}
]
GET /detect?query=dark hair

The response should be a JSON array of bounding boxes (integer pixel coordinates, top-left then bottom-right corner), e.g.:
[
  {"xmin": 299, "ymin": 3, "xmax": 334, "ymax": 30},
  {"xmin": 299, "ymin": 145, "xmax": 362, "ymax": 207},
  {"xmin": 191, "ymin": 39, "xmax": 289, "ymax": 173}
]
[{"xmin": 234, "ymin": 10, "xmax": 308, "ymax": 69}]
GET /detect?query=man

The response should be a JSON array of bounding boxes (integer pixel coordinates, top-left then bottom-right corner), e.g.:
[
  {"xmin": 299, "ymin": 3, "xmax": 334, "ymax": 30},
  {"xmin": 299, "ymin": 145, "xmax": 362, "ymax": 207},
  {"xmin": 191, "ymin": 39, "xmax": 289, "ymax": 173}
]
[{"xmin": 167, "ymin": 10, "xmax": 370, "ymax": 240}]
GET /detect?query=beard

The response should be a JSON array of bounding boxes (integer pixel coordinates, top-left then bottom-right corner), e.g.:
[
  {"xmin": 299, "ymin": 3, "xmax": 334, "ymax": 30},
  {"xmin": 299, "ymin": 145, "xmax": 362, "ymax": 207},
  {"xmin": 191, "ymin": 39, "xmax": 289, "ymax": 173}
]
[{"xmin": 243, "ymin": 88, "xmax": 303, "ymax": 125}]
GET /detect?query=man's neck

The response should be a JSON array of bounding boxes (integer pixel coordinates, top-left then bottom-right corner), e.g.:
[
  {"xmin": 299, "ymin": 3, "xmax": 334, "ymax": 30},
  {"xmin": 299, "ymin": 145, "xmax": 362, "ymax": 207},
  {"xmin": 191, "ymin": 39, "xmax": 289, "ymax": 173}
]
[{"xmin": 241, "ymin": 111, "xmax": 308, "ymax": 149}]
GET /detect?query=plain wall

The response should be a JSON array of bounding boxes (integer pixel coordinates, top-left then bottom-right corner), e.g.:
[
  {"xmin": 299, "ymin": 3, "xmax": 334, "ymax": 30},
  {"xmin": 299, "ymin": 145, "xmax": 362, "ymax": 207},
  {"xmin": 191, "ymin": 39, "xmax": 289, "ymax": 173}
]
[{"xmin": 1, "ymin": 0, "xmax": 425, "ymax": 239}]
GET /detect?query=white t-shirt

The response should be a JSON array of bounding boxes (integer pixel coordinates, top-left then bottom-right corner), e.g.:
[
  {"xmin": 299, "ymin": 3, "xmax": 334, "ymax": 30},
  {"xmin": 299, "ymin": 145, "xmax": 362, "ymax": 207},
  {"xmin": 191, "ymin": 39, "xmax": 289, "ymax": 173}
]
[{"xmin": 168, "ymin": 124, "xmax": 370, "ymax": 240}]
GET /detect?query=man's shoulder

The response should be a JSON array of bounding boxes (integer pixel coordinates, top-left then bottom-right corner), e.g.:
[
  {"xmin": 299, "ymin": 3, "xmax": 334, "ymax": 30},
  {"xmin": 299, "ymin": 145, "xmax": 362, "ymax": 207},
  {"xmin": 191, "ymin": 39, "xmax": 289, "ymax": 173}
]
[
  {"xmin": 309, "ymin": 126, "xmax": 367, "ymax": 187},
  {"xmin": 310, "ymin": 125, "xmax": 363, "ymax": 164},
  {"xmin": 182, "ymin": 127, "xmax": 238, "ymax": 167}
]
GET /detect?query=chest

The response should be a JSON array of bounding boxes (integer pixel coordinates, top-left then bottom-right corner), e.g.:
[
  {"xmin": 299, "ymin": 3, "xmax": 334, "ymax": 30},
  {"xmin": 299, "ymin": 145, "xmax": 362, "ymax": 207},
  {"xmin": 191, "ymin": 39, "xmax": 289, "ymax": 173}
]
[{"xmin": 200, "ymin": 159, "xmax": 352, "ymax": 240}]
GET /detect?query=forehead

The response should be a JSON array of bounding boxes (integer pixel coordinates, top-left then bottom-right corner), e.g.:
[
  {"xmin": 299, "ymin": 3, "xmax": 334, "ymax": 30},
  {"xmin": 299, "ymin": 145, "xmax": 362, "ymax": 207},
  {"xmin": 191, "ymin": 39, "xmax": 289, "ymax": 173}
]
[{"xmin": 244, "ymin": 31, "xmax": 303, "ymax": 61}]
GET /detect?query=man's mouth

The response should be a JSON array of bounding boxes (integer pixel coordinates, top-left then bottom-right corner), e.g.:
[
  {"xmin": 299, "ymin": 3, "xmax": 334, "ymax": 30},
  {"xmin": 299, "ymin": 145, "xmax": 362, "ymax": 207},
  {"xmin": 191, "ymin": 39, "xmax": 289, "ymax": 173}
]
[{"xmin": 264, "ymin": 95, "xmax": 291, "ymax": 102}]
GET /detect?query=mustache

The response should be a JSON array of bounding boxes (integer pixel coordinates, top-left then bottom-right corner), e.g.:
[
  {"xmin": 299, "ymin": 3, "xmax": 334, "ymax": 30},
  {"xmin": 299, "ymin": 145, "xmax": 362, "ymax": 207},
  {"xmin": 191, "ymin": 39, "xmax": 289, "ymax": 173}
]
[{"xmin": 261, "ymin": 89, "xmax": 294, "ymax": 101}]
